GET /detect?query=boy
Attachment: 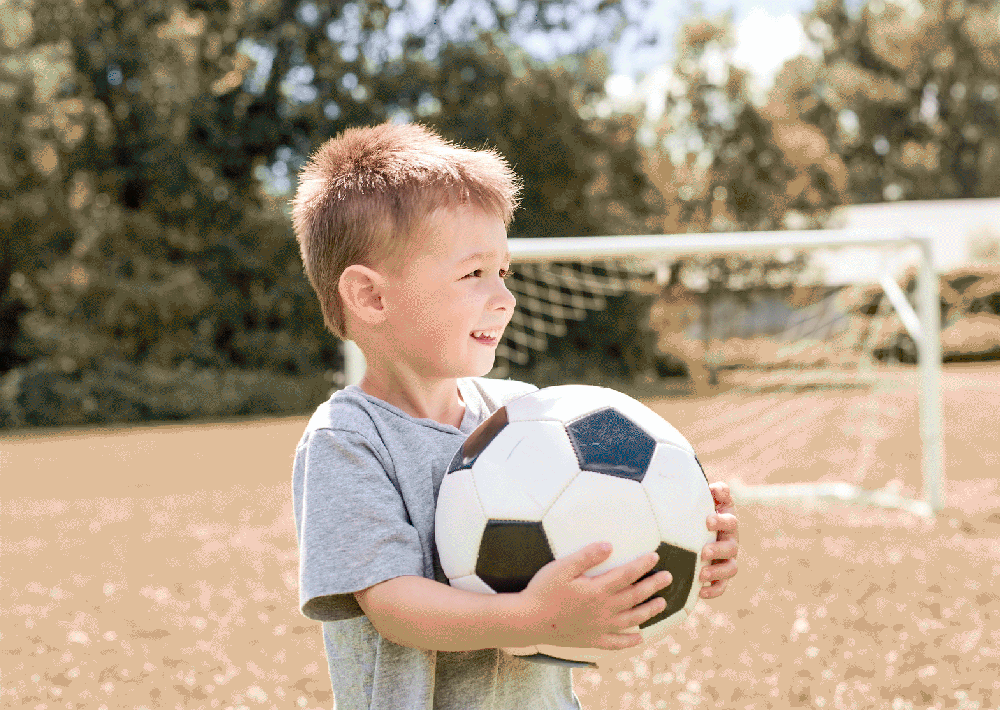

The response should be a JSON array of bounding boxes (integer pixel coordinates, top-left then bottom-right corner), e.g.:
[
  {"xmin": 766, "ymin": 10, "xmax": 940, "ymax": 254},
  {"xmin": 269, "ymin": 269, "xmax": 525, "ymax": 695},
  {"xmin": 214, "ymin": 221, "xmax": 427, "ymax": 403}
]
[{"xmin": 290, "ymin": 122, "xmax": 740, "ymax": 709}]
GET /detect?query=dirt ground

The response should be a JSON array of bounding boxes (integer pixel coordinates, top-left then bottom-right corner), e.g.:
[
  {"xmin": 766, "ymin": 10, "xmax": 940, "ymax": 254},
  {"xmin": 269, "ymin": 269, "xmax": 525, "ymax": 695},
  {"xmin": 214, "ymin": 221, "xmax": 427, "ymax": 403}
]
[{"xmin": 2, "ymin": 364, "xmax": 999, "ymax": 709}]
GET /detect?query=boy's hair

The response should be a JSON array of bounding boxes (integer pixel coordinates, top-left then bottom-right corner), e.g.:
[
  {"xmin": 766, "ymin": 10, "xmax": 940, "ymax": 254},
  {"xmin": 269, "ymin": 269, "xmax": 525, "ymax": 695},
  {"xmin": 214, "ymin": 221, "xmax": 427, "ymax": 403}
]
[{"xmin": 291, "ymin": 122, "xmax": 522, "ymax": 338}]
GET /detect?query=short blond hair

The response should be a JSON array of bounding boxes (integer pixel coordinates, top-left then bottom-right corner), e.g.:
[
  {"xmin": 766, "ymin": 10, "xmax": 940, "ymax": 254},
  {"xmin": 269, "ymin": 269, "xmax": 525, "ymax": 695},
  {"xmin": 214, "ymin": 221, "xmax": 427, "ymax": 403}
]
[{"xmin": 291, "ymin": 122, "xmax": 521, "ymax": 338}]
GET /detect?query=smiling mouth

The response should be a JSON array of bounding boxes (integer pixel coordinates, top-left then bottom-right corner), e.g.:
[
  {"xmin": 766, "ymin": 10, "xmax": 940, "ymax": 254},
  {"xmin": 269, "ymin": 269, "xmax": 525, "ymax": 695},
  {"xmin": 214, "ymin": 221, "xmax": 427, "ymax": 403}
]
[{"xmin": 471, "ymin": 329, "xmax": 502, "ymax": 343}]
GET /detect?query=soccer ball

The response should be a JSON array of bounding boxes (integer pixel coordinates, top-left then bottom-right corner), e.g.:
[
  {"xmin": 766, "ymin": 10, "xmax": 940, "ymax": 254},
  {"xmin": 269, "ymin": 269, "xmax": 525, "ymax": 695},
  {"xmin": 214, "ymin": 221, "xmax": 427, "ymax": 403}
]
[{"xmin": 435, "ymin": 384, "xmax": 716, "ymax": 667}]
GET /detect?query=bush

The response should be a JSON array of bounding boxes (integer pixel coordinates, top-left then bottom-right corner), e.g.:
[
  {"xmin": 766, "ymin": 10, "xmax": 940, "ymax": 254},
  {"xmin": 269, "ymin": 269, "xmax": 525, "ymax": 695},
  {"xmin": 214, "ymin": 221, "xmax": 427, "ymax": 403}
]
[{"xmin": 0, "ymin": 358, "xmax": 334, "ymax": 429}]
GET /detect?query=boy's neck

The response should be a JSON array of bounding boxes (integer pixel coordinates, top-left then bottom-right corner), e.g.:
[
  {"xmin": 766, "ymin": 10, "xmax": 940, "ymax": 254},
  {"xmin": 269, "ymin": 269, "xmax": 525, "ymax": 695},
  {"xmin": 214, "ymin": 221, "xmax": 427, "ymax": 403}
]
[{"xmin": 358, "ymin": 370, "xmax": 466, "ymax": 429}]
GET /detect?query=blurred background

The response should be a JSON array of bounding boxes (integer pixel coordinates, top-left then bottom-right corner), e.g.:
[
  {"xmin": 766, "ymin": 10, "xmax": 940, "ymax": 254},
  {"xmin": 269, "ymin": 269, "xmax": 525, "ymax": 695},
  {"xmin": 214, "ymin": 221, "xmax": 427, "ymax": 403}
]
[{"xmin": 2, "ymin": 0, "xmax": 999, "ymax": 429}]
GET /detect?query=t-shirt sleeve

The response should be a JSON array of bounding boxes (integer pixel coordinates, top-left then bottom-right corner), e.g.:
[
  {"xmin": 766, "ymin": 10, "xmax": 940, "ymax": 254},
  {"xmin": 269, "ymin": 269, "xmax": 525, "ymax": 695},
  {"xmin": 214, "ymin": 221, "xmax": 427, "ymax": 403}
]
[{"xmin": 293, "ymin": 427, "xmax": 424, "ymax": 622}]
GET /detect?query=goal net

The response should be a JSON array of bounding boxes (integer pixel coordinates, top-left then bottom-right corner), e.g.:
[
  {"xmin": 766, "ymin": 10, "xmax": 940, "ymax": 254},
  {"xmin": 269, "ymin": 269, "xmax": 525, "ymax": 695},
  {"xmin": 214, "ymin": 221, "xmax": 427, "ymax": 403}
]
[{"xmin": 497, "ymin": 231, "xmax": 944, "ymax": 517}]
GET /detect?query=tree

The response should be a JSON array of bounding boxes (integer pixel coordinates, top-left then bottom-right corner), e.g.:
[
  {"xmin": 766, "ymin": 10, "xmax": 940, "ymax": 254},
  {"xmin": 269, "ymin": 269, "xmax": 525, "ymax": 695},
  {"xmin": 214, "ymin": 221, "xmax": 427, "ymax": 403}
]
[
  {"xmin": 0, "ymin": 0, "xmax": 662, "ymax": 427},
  {"xmin": 640, "ymin": 11, "xmax": 847, "ymax": 384},
  {"xmin": 0, "ymin": 0, "xmax": 342, "ymax": 425},
  {"xmin": 649, "ymin": 12, "xmax": 847, "ymax": 233},
  {"xmin": 801, "ymin": 0, "xmax": 1000, "ymax": 203}
]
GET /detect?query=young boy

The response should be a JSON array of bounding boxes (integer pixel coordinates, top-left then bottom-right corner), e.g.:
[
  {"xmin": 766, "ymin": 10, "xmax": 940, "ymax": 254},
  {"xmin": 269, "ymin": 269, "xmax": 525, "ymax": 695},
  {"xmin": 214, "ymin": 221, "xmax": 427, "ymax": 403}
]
[{"xmin": 290, "ymin": 122, "xmax": 740, "ymax": 709}]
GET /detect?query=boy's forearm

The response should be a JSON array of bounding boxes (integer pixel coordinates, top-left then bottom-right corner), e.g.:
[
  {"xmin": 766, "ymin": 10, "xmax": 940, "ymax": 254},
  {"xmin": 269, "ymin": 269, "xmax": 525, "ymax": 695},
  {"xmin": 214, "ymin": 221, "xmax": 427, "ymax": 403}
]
[{"xmin": 355, "ymin": 575, "xmax": 541, "ymax": 652}]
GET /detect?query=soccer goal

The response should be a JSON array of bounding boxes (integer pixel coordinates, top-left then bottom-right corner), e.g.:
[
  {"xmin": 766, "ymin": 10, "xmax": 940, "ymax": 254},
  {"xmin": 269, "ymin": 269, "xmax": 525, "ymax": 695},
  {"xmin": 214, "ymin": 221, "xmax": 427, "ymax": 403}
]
[
  {"xmin": 496, "ymin": 231, "xmax": 944, "ymax": 518},
  {"xmin": 341, "ymin": 230, "xmax": 944, "ymax": 517}
]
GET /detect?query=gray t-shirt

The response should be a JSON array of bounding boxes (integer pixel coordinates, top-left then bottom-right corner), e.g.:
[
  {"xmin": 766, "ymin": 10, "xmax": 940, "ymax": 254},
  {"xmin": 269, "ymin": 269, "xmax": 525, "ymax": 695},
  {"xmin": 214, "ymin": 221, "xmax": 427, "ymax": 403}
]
[{"xmin": 291, "ymin": 377, "xmax": 582, "ymax": 710}]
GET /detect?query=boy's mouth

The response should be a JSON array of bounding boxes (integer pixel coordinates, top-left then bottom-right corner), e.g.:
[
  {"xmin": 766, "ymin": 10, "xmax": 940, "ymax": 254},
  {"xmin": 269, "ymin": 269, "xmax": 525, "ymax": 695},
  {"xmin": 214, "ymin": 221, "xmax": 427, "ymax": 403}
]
[{"xmin": 471, "ymin": 329, "xmax": 502, "ymax": 344}]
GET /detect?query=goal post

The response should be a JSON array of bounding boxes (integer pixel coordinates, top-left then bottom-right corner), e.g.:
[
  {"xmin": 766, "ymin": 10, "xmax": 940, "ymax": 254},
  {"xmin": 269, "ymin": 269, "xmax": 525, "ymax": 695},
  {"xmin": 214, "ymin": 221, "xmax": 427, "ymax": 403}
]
[{"xmin": 502, "ymin": 230, "xmax": 944, "ymax": 517}]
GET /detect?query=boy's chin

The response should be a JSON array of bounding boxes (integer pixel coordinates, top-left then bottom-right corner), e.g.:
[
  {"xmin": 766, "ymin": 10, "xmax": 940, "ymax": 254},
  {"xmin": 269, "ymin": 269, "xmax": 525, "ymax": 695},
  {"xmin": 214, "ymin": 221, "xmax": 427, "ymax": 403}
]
[
  {"xmin": 467, "ymin": 355, "xmax": 497, "ymax": 378},
  {"xmin": 471, "ymin": 364, "xmax": 496, "ymax": 378}
]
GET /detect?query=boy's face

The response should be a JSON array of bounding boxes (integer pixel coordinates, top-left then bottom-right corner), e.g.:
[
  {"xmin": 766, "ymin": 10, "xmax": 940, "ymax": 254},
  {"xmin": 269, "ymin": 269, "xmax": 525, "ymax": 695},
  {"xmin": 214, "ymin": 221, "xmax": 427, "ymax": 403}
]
[{"xmin": 379, "ymin": 204, "xmax": 516, "ymax": 381}]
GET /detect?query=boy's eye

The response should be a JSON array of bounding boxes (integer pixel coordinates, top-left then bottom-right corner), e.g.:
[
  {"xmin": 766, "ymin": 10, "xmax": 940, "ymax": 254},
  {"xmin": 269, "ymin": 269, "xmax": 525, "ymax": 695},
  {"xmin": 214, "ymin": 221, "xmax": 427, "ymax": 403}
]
[{"xmin": 464, "ymin": 268, "xmax": 514, "ymax": 279}]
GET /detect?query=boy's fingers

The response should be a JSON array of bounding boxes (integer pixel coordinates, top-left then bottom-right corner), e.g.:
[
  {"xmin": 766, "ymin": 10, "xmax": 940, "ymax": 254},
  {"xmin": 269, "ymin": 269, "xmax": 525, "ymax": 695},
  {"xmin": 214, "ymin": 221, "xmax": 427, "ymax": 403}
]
[
  {"xmin": 699, "ymin": 579, "xmax": 729, "ymax": 599},
  {"xmin": 621, "ymin": 594, "xmax": 667, "ymax": 628},
  {"xmin": 601, "ymin": 551, "xmax": 660, "ymax": 593},
  {"xmin": 701, "ymin": 539, "xmax": 738, "ymax": 561},
  {"xmin": 709, "ymin": 481, "xmax": 733, "ymax": 510},
  {"xmin": 563, "ymin": 542, "xmax": 614, "ymax": 578},
  {"xmin": 707, "ymin": 512, "xmax": 739, "ymax": 543},
  {"xmin": 699, "ymin": 555, "xmax": 738, "ymax": 599},
  {"xmin": 712, "ymin": 512, "xmax": 739, "ymax": 533},
  {"xmin": 700, "ymin": 559, "xmax": 738, "ymax": 583},
  {"xmin": 628, "ymin": 570, "xmax": 672, "ymax": 608}
]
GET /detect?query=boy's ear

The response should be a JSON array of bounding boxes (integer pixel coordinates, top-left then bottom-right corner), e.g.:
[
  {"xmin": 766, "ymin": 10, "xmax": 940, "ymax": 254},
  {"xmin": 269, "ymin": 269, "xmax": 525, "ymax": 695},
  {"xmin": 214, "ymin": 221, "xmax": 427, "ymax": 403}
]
[{"xmin": 339, "ymin": 265, "xmax": 388, "ymax": 326}]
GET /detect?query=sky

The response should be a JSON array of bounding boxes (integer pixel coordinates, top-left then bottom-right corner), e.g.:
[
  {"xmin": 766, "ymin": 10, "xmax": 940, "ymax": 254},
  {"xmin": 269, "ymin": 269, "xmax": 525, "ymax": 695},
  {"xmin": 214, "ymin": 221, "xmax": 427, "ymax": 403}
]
[
  {"xmin": 604, "ymin": 0, "xmax": 820, "ymax": 109},
  {"xmin": 611, "ymin": 0, "xmax": 816, "ymax": 80}
]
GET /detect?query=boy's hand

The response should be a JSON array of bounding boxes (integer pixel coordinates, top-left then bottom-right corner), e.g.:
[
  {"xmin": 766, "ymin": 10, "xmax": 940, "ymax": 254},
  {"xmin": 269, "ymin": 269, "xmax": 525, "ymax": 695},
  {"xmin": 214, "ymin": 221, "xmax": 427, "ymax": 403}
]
[
  {"xmin": 699, "ymin": 481, "xmax": 740, "ymax": 599},
  {"xmin": 518, "ymin": 543, "xmax": 672, "ymax": 651}
]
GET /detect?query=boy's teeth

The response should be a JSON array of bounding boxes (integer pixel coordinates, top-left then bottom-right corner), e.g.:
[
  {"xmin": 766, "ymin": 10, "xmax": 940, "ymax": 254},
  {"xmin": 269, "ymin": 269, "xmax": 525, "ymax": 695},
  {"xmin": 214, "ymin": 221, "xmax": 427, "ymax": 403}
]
[{"xmin": 472, "ymin": 330, "xmax": 498, "ymax": 338}]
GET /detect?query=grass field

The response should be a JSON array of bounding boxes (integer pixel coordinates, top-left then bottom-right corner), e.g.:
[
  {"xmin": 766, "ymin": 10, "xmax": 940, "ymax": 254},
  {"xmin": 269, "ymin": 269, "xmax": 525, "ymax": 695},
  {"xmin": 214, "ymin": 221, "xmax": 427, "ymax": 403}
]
[{"xmin": 2, "ymin": 364, "xmax": 999, "ymax": 709}]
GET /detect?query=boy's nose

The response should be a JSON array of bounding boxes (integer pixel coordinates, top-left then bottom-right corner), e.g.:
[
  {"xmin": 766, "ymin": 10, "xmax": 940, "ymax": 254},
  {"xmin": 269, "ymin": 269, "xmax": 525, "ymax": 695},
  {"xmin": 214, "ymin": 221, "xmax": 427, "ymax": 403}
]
[{"xmin": 493, "ymin": 279, "xmax": 516, "ymax": 312}]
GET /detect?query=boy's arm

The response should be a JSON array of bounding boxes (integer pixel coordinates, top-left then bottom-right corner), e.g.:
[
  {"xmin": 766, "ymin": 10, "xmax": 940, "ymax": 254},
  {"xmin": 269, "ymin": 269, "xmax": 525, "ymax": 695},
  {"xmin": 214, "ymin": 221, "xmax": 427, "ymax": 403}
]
[{"xmin": 355, "ymin": 543, "xmax": 672, "ymax": 653}]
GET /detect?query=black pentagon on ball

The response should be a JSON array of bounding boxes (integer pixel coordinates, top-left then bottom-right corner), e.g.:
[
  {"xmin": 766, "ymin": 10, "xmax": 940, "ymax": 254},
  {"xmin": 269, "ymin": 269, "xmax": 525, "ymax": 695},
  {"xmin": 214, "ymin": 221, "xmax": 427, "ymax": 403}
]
[
  {"xmin": 565, "ymin": 407, "xmax": 657, "ymax": 481},
  {"xmin": 476, "ymin": 520, "xmax": 554, "ymax": 594},
  {"xmin": 447, "ymin": 406, "xmax": 509, "ymax": 473},
  {"xmin": 637, "ymin": 541, "xmax": 697, "ymax": 629}
]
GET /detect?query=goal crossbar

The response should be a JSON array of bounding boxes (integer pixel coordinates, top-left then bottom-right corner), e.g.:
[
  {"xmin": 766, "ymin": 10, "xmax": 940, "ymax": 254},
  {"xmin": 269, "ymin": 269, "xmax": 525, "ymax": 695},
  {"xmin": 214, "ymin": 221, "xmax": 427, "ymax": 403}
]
[
  {"xmin": 507, "ymin": 230, "xmax": 945, "ymax": 516},
  {"xmin": 507, "ymin": 230, "xmax": 924, "ymax": 263}
]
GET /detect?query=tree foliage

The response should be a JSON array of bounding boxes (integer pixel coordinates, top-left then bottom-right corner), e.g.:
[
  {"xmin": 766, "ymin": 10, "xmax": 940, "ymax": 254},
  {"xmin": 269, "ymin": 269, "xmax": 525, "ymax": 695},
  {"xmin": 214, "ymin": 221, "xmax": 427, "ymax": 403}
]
[
  {"xmin": 639, "ymin": 0, "xmax": 1000, "ymax": 381},
  {"xmin": 9, "ymin": 0, "xmax": 995, "ymax": 428},
  {"xmin": 0, "ymin": 0, "xmax": 662, "ymax": 427},
  {"xmin": 648, "ymin": 12, "xmax": 848, "ymax": 233},
  {"xmin": 637, "ymin": 12, "xmax": 848, "ymax": 382},
  {"xmin": 799, "ymin": 0, "xmax": 1000, "ymax": 203}
]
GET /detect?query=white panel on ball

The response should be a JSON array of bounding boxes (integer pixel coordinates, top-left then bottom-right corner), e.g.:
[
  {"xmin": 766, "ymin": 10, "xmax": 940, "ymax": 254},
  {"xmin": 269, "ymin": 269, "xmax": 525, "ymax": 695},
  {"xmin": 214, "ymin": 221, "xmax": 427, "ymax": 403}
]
[
  {"xmin": 543, "ymin": 471, "xmax": 660, "ymax": 577},
  {"xmin": 641, "ymin": 445, "xmax": 716, "ymax": 554},
  {"xmin": 450, "ymin": 574, "xmax": 498, "ymax": 596},
  {"xmin": 504, "ymin": 385, "xmax": 609, "ymax": 423},
  {"xmin": 472, "ymin": 422, "xmax": 580, "ymax": 521},
  {"xmin": 435, "ymin": 469, "xmax": 488, "ymax": 580}
]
